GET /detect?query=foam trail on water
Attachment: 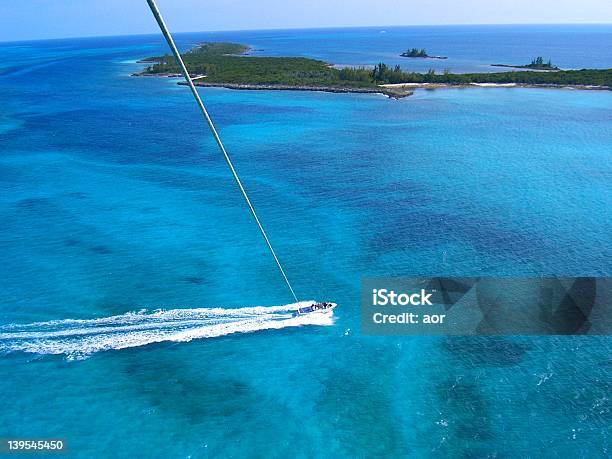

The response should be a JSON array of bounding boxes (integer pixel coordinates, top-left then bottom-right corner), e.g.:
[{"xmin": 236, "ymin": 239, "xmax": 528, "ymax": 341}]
[{"xmin": 0, "ymin": 302, "xmax": 333, "ymax": 360}]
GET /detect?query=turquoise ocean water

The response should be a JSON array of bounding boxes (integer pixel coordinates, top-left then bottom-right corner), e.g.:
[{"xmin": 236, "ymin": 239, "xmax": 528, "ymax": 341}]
[{"xmin": 0, "ymin": 26, "xmax": 611, "ymax": 457}]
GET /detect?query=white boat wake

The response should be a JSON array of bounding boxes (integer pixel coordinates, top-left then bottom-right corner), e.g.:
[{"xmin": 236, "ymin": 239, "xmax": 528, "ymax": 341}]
[{"xmin": 0, "ymin": 302, "xmax": 334, "ymax": 360}]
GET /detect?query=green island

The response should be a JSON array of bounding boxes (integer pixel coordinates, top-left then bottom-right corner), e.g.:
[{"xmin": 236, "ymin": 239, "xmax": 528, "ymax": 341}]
[
  {"xmin": 492, "ymin": 56, "xmax": 560, "ymax": 70},
  {"xmin": 135, "ymin": 42, "xmax": 612, "ymax": 98},
  {"xmin": 400, "ymin": 48, "xmax": 447, "ymax": 59}
]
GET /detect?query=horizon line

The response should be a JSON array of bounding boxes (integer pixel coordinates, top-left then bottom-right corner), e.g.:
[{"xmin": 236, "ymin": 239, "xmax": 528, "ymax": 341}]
[{"xmin": 1, "ymin": 21, "xmax": 611, "ymax": 45}]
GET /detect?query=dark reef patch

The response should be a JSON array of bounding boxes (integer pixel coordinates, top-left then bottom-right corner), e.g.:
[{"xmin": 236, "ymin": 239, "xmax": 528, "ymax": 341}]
[
  {"xmin": 437, "ymin": 379, "xmax": 494, "ymax": 441},
  {"xmin": 65, "ymin": 191, "xmax": 88, "ymax": 199},
  {"xmin": 90, "ymin": 245, "xmax": 113, "ymax": 255},
  {"xmin": 119, "ymin": 353, "xmax": 255, "ymax": 424},
  {"xmin": 64, "ymin": 238, "xmax": 80, "ymax": 247},
  {"xmin": 184, "ymin": 276, "xmax": 206, "ymax": 285},
  {"xmin": 442, "ymin": 337, "xmax": 531, "ymax": 367},
  {"xmin": 15, "ymin": 197, "xmax": 50, "ymax": 211},
  {"xmin": 314, "ymin": 345, "xmax": 407, "ymax": 456}
]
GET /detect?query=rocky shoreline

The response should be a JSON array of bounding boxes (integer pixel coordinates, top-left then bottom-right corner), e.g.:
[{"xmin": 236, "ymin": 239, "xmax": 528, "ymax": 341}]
[
  {"xmin": 131, "ymin": 72, "xmax": 412, "ymax": 98},
  {"xmin": 132, "ymin": 70, "xmax": 610, "ymax": 99},
  {"xmin": 185, "ymin": 81, "xmax": 413, "ymax": 98}
]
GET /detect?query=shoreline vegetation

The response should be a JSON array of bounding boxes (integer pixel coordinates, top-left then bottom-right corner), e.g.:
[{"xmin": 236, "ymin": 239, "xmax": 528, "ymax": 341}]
[
  {"xmin": 400, "ymin": 48, "xmax": 447, "ymax": 59},
  {"xmin": 133, "ymin": 42, "xmax": 612, "ymax": 98}
]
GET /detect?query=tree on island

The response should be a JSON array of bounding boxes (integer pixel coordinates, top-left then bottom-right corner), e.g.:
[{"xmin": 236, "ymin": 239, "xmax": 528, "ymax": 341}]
[
  {"xmin": 424, "ymin": 68, "xmax": 436, "ymax": 82},
  {"xmin": 526, "ymin": 56, "xmax": 557, "ymax": 69},
  {"xmin": 371, "ymin": 63, "xmax": 406, "ymax": 83},
  {"xmin": 401, "ymin": 48, "xmax": 428, "ymax": 57}
]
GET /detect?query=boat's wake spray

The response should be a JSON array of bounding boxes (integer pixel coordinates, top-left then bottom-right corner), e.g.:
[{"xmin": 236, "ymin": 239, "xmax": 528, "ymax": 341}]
[
  {"xmin": 0, "ymin": 302, "xmax": 334, "ymax": 360},
  {"xmin": 0, "ymin": 3, "xmax": 342, "ymax": 361}
]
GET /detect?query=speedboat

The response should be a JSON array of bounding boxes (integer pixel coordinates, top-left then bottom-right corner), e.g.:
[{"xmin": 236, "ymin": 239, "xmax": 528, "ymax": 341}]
[{"xmin": 292, "ymin": 302, "xmax": 337, "ymax": 317}]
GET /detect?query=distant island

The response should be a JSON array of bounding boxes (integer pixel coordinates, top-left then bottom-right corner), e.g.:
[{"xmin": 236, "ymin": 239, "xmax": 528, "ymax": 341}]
[
  {"xmin": 400, "ymin": 48, "xmax": 447, "ymax": 59},
  {"xmin": 135, "ymin": 42, "xmax": 413, "ymax": 98},
  {"xmin": 492, "ymin": 56, "xmax": 560, "ymax": 71},
  {"xmin": 134, "ymin": 42, "xmax": 611, "ymax": 98},
  {"xmin": 136, "ymin": 42, "xmax": 250, "ymax": 64}
]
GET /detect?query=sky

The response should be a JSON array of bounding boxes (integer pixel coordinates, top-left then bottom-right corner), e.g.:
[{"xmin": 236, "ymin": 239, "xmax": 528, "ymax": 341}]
[{"xmin": 1, "ymin": 0, "xmax": 611, "ymax": 42}]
